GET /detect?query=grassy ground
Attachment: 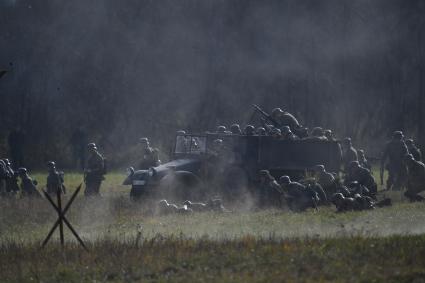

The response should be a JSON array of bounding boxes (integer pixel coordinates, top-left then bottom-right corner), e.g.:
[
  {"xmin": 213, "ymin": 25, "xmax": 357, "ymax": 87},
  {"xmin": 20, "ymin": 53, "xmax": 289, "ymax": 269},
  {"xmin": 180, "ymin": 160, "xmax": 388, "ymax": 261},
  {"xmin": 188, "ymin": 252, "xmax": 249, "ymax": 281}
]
[{"xmin": 1, "ymin": 168, "xmax": 425, "ymax": 282}]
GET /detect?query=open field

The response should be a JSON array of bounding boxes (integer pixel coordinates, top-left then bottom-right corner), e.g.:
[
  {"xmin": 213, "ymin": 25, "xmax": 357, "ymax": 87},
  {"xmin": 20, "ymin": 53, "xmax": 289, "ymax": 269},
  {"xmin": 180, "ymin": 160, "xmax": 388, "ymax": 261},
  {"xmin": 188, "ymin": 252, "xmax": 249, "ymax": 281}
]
[{"xmin": 1, "ymin": 169, "xmax": 425, "ymax": 282}]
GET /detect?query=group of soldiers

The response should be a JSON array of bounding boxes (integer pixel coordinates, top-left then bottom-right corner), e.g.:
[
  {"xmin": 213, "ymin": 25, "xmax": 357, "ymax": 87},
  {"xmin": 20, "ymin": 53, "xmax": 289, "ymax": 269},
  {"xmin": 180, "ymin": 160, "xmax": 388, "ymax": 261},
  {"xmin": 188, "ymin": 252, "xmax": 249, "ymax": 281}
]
[{"xmin": 0, "ymin": 136, "xmax": 162, "ymax": 198}]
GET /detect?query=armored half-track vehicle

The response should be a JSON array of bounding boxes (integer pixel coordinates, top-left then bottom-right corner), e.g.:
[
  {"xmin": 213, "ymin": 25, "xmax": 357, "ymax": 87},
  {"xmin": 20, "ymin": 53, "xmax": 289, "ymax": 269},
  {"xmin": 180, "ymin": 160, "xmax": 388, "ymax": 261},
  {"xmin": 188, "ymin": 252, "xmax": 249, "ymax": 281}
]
[{"xmin": 123, "ymin": 133, "xmax": 342, "ymax": 200}]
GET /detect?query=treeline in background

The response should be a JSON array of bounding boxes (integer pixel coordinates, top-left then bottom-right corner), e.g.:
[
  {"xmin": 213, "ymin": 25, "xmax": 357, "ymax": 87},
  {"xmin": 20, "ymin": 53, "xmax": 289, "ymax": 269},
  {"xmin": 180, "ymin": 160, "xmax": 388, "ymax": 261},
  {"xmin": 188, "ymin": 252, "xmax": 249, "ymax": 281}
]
[{"xmin": 1, "ymin": 0, "xmax": 425, "ymax": 169}]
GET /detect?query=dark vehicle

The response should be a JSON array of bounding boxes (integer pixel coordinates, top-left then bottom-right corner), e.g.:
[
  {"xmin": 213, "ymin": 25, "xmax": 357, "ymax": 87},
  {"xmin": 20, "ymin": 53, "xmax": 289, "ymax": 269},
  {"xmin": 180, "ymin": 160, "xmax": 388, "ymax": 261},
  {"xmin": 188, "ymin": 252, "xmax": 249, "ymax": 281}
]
[{"xmin": 123, "ymin": 133, "xmax": 342, "ymax": 200}]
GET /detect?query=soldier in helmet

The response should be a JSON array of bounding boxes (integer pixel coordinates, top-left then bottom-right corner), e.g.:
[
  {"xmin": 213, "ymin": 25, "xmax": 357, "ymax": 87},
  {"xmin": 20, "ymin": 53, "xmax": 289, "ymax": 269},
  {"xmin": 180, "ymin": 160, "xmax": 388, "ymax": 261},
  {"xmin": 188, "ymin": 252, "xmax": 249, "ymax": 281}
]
[
  {"xmin": 230, "ymin": 124, "xmax": 242, "ymax": 135},
  {"xmin": 341, "ymin": 138, "xmax": 358, "ymax": 172},
  {"xmin": 270, "ymin": 107, "xmax": 300, "ymax": 133},
  {"xmin": 216, "ymin": 125, "xmax": 227, "ymax": 135},
  {"xmin": 278, "ymin": 175, "xmax": 318, "ymax": 212},
  {"xmin": 46, "ymin": 161, "xmax": 65, "ymax": 195},
  {"xmin": 314, "ymin": 164, "xmax": 336, "ymax": 196},
  {"xmin": 281, "ymin": 126, "xmax": 298, "ymax": 141},
  {"xmin": 381, "ymin": 131, "xmax": 408, "ymax": 191},
  {"xmin": 84, "ymin": 143, "xmax": 106, "ymax": 196},
  {"xmin": 256, "ymin": 127, "xmax": 266, "ymax": 136},
  {"xmin": 405, "ymin": 139, "xmax": 422, "ymax": 161},
  {"xmin": 345, "ymin": 161, "xmax": 377, "ymax": 197},
  {"xmin": 404, "ymin": 154, "xmax": 425, "ymax": 202},
  {"xmin": 244, "ymin": 125, "xmax": 255, "ymax": 136},
  {"xmin": 17, "ymin": 168, "xmax": 40, "ymax": 197},
  {"xmin": 308, "ymin": 127, "xmax": 327, "ymax": 141},
  {"xmin": 324, "ymin": 130, "xmax": 337, "ymax": 142},
  {"xmin": 357, "ymin": 149, "xmax": 372, "ymax": 172},
  {"xmin": 139, "ymin": 137, "xmax": 161, "ymax": 169},
  {"xmin": 2, "ymin": 159, "xmax": 19, "ymax": 194},
  {"xmin": 258, "ymin": 170, "xmax": 282, "ymax": 207}
]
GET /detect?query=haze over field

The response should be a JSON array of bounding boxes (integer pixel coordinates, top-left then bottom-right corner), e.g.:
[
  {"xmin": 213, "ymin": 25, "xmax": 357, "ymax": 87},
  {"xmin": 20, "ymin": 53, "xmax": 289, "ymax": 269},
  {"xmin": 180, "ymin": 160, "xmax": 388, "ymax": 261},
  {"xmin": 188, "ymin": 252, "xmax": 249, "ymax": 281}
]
[{"xmin": 1, "ymin": 0, "xmax": 425, "ymax": 168}]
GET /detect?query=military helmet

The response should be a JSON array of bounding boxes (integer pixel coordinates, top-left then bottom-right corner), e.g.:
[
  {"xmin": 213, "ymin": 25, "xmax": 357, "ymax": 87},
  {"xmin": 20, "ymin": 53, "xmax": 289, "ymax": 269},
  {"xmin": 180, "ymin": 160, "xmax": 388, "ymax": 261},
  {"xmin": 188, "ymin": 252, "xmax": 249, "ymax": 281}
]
[
  {"xmin": 3, "ymin": 158, "xmax": 10, "ymax": 166},
  {"xmin": 230, "ymin": 123, "xmax": 241, "ymax": 133},
  {"xmin": 271, "ymin": 107, "xmax": 284, "ymax": 117},
  {"xmin": 244, "ymin": 125, "xmax": 255, "ymax": 135},
  {"xmin": 332, "ymin": 193, "xmax": 345, "ymax": 201},
  {"xmin": 259, "ymin": 169, "xmax": 270, "ymax": 176},
  {"xmin": 324, "ymin": 129, "xmax": 332, "ymax": 136},
  {"xmin": 256, "ymin": 127, "xmax": 266, "ymax": 135},
  {"xmin": 176, "ymin": 130, "xmax": 186, "ymax": 135},
  {"xmin": 312, "ymin": 127, "xmax": 324, "ymax": 137},
  {"xmin": 47, "ymin": 161, "xmax": 56, "ymax": 168},
  {"xmin": 279, "ymin": 175, "xmax": 291, "ymax": 185},
  {"xmin": 343, "ymin": 137, "xmax": 352, "ymax": 144},
  {"xmin": 139, "ymin": 137, "xmax": 149, "ymax": 144},
  {"xmin": 213, "ymin": 139, "xmax": 223, "ymax": 146},
  {"xmin": 87, "ymin": 142, "xmax": 97, "ymax": 150},
  {"xmin": 314, "ymin": 164, "xmax": 325, "ymax": 172},
  {"xmin": 18, "ymin": 167, "xmax": 27, "ymax": 174},
  {"xmin": 392, "ymin": 131, "xmax": 403, "ymax": 139},
  {"xmin": 216, "ymin": 125, "xmax": 227, "ymax": 134}
]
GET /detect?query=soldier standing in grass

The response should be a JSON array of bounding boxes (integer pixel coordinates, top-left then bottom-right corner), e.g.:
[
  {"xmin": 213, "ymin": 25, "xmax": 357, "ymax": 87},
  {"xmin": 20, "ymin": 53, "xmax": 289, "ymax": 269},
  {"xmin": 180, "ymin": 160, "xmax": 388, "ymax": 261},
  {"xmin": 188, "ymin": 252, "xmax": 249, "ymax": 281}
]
[
  {"xmin": 341, "ymin": 138, "xmax": 358, "ymax": 172},
  {"xmin": 3, "ymin": 159, "xmax": 19, "ymax": 194},
  {"xmin": 381, "ymin": 131, "xmax": 408, "ymax": 191},
  {"xmin": 46, "ymin": 161, "xmax": 65, "ymax": 195},
  {"xmin": 139, "ymin": 137, "xmax": 161, "ymax": 170},
  {"xmin": 84, "ymin": 143, "xmax": 105, "ymax": 196},
  {"xmin": 403, "ymin": 154, "xmax": 425, "ymax": 202},
  {"xmin": 17, "ymin": 168, "xmax": 40, "ymax": 197}
]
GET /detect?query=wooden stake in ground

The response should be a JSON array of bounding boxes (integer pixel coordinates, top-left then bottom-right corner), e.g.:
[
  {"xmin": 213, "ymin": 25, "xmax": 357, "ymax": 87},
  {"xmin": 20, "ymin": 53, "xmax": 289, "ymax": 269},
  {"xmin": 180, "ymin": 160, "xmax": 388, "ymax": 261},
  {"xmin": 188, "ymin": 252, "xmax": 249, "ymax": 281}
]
[{"xmin": 41, "ymin": 184, "xmax": 88, "ymax": 251}]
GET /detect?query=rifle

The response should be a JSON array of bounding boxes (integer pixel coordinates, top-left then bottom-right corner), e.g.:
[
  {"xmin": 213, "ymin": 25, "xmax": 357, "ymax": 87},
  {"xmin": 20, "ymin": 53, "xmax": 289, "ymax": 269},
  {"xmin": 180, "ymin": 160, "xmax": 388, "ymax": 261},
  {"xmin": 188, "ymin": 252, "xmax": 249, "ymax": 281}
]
[{"xmin": 252, "ymin": 104, "xmax": 281, "ymax": 128}]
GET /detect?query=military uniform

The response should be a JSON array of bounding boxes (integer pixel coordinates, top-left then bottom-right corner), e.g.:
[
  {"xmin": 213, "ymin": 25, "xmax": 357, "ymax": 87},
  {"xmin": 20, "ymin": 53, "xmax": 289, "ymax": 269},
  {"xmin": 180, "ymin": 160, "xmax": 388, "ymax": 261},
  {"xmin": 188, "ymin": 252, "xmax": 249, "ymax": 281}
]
[
  {"xmin": 258, "ymin": 170, "xmax": 282, "ymax": 208},
  {"xmin": 341, "ymin": 138, "xmax": 358, "ymax": 172},
  {"xmin": 404, "ymin": 155, "xmax": 425, "ymax": 202},
  {"xmin": 84, "ymin": 144, "xmax": 105, "ymax": 196},
  {"xmin": 315, "ymin": 165, "xmax": 337, "ymax": 196},
  {"xmin": 139, "ymin": 138, "xmax": 161, "ymax": 169},
  {"xmin": 406, "ymin": 139, "xmax": 422, "ymax": 161},
  {"xmin": 345, "ymin": 161, "xmax": 377, "ymax": 197},
  {"xmin": 46, "ymin": 162, "xmax": 65, "ymax": 195},
  {"xmin": 271, "ymin": 108, "xmax": 300, "ymax": 133},
  {"xmin": 3, "ymin": 160, "xmax": 19, "ymax": 194},
  {"xmin": 279, "ymin": 176, "xmax": 318, "ymax": 212},
  {"xmin": 18, "ymin": 168, "xmax": 40, "ymax": 197},
  {"xmin": 381, "ymin": 132, "xmax": 408, "ymax": 190},
  {"xmin": 0, "ymin": 160, "xmax": 7, "ymax": 194}
]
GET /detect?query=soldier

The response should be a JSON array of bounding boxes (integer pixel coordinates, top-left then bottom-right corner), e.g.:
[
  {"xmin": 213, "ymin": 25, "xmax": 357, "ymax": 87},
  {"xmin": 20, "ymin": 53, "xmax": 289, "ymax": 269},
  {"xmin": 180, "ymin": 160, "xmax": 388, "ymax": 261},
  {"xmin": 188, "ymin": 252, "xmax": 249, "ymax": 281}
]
[
  {"xmin": 345, "ymin": 161, "xmax": 377, "ymax": 197},
  {"xmin": 331, "ymin": 193, "xmax": 356, "ymax": 212},
  {"xmin": 404, "ymin": 154, "xmax": 425, "ymax": 202},
  {"xmin": 309, "ymin": 127, "xmax": 327, "ymax": 141},
  {"xmin": 3, "ymin": 159, "xmax": 19, "ymax": 194},
  {"xmin": 405, "ymin": 139, "xmax": 422, "ymax": 161},
  {"xmin": 270, "ymin": 107, "xmax": 300, "ymax": 132},
  {"xmin": 216, "ymin": 125, "xmax": 227, "ymax": 134},
  {"xmin": 281, "ymin": 126, "xmax": 298, "ymax": 141},
  {"xmin": 341, "ymin": 138, "xmax": 358, "ymax": 172},
  {"xmin": 357, "ymin": 149, "xmax": 372, "ymax": 172},
  {"xmin": 46, "ymin": 161, "xmax": 65, "ymax": 195},
  {"xmin": 17, "ymin": 168, "xmax": 40, "ymax": 197},
  {"xmin": 324, "ymin": 130, "xmax": 337, "ymax": 142},
  {"xmin": 270, "ymin": 128, "xmax": 282, "ymax": 139},
  {"xmin": 230, "ymin": 124, "xmax": 242, "ymax": 135},
  {"xmin": 139, "ymin": 137, "xmax": 161, "ymax": 169},
  {"xmin": 381, "ymin": 131, "xmax": 408, "ymax": 191},
  {"xmin": 258, "ymin": 170, "xmax": 282, "ymax": 207},
  {"xmin": 244, "ymin": 125, "xmax": 255, "ymax": 136},
  {"xmin": 157, "ymin": 199, "xmax": 192, "ymax": 215},
  {"xmin": 256, "ymin": 127, "xmax": 266, "ymax": 136},
  {"xmin": 84, "ymin": 143, "xmax": 106, "ymax": 196},
  {"xmin": 278, "ymin": 175, "xmax": 318, "ymax": 212},
  {"xmin": 314, "ymin": 164, "xmax": 337, "ymax": 196}
]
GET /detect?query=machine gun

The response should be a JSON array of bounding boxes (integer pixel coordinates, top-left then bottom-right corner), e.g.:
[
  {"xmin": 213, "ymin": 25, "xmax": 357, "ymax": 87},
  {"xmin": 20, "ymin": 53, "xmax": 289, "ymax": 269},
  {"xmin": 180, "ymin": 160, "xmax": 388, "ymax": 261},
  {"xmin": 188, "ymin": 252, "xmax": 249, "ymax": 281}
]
[{"xmin": 252, "ymin": 104, "xmax": 281, "ymax": 128}]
